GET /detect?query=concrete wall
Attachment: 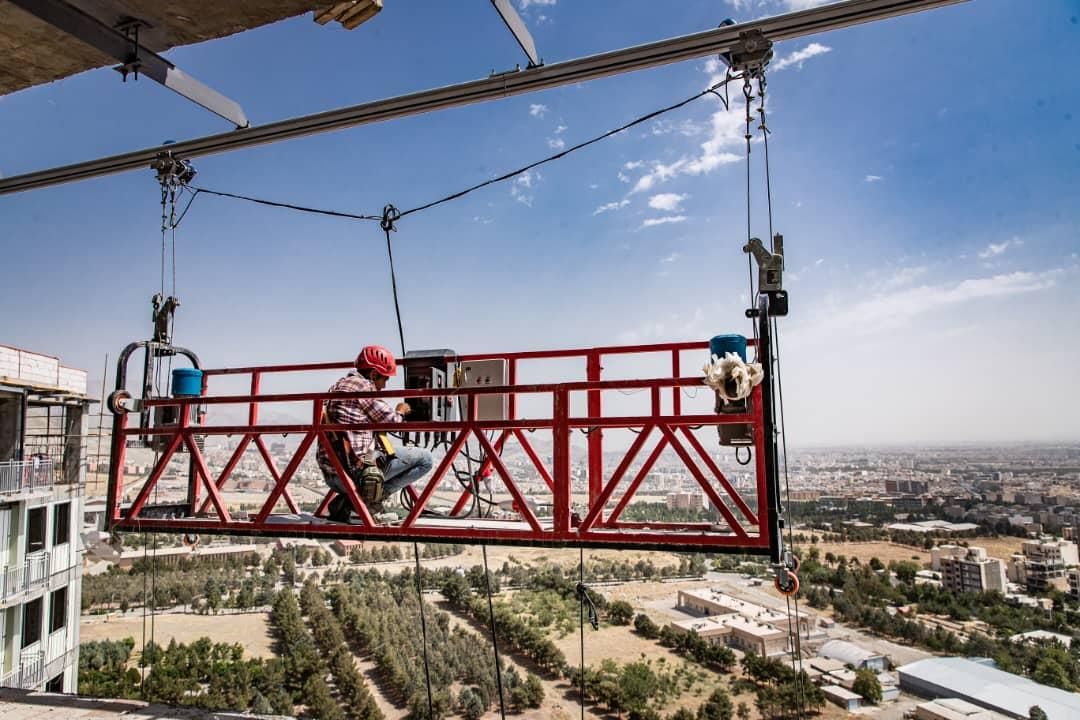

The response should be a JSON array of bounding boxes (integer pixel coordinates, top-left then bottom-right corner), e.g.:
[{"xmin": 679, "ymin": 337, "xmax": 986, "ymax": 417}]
[{"xmin": 0, "ymin": 347, "xmax": 86, "ymax": 395}]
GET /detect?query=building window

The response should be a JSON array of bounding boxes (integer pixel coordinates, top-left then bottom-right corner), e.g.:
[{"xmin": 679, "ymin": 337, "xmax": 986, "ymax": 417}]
[
  {"xmin": 27, "ymin": 507, "xmax": 46, "ymax": 554},
  {"xmin": 52, "ymin": 502, "xmax": 70, "ymax": 546},
  {"xmin": 45, "ymin": 674, "xmax": 64, "ymax": 693},
  {"xmin": 22, "ymin": 598, "xmax": 42, "ymax": 648},
  {"xmin": 49, "ymin": 587, "xmax": 67, "ymax": 633}
]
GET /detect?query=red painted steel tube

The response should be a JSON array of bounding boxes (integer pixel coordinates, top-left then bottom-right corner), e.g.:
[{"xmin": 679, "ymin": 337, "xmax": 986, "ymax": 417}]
[
  {"xmin": 586, "ymin": 351, "xmax": 603, "ymax": 504},
  {"xmin": 551, "ymin": 388, "xmax": 570, "ymax": 534}
]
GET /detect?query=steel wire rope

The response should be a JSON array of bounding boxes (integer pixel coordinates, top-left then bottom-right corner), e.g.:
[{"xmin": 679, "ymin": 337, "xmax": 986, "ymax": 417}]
[
  {"xmin": 172, "ymin": 77, "xmax": 740, "ymax": 230},
  {"xmin": 482, "ymin": 544, "xmax": 508, "ymax": 718},
  {"xmin": 758, "ymin": 71, "xmax": 809, "ymax": 720},
  {"xmin": 575, "ymin": 547, "xmax": 600, "ymax": 720},
  {"xmin": 412, "ymin": 542, "xmax": 435, "ymax": 719}
]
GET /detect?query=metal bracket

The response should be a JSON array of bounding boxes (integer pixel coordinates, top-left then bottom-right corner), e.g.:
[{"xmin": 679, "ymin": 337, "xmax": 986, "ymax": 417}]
[
  {"xmin": 151, "ymin": 151, "xmax": 197, "ymax": 186},
  {"xmin": 723, "ymin": 29, "xmax": 774, "ymax": 76},
  {"xmin": 112, "ymin": 17, "xmax": 149, "ymax": 81},
  {"xmin": 745, "ymin": 234, "xmax": 788, "ymax": 316}
]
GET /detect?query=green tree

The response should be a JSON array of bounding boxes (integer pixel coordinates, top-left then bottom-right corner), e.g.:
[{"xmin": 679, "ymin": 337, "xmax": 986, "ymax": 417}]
[
  {"xmin": 608, "ymin": 600, "xmax": 635, "ymax": 625},
  {"xmin": 458, "ymin": 687, "xmax": 485, "ymax": 720},
  {"xmin": 736, "ymin": 701, "xmax": 750, "ymax": 720},
  {"xmin": 669, "ymin": 709, "xmax": 695, "ymax": 720},
  {"xmin": 620, "ymin": 661, "xmax": 659, "ymax": 714},
  {"xmin": 853, "ymin": 668, "xmax": 882, "ymax": 705},
  {"xmin": 697, "ymin": 687, "xmax": 733, "ymax": 720},
  {"xmin": 1029, "ymin": 706, "xmax": 1049, "ymax": 720},
  {"xmin": 634, "ymin": 613, "xmax": 660, "ymax": 638}
]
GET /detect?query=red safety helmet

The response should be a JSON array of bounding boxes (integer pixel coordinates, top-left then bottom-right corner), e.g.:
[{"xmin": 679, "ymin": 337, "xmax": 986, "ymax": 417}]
[{"xmin": 356, "ymin": 345, "xmax": 397, "ymax": 377}]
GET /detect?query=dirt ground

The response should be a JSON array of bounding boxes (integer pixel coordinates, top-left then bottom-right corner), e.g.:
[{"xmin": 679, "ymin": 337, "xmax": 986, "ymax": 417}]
[
  {"xmin": 807, "ymin": 535, "xmax": 1024, "ymax": 567},
  {"xmin": 79, "ymin": 610, "xmax": 276, "ymax": 659}
]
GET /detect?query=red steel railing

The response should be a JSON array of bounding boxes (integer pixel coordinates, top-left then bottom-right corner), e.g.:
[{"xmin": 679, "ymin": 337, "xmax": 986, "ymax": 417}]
[{"xmin": 107, "ymin": 340, "xmax": 772, "ymax": 551}]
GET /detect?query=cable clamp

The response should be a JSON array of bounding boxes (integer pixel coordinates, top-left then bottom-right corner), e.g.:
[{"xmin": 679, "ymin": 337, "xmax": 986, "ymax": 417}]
[
  {"xmin": 576, "ymin": 582, "xmax": 600, "ymax": 630},
  {"xmin": 381, "ymin": 203, "xmax": 401, "ymax": 233}
]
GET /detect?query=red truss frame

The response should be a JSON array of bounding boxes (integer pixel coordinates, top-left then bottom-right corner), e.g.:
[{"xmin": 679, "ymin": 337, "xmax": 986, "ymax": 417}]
[{"xmin": 106, "ymin": 340, "xmax": 776, "ymax": 552}]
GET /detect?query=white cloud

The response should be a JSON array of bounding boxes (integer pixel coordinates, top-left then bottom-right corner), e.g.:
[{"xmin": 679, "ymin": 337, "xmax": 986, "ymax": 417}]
[
  {"xmin": 782, "ymin": 0, "xmax": 836, "ymax": 10},
  {"xmin": 617, "ymin": 172, "xmax": 631, "ymax": 184},
  {"xmin": 648, "ymin": 193, "xmax": 687, "ymax": 212},
  {"xmin": 511, "ymin": 170, "xmax": 538, "ymax": 206},
  {"xmin": 518, "ymin": 0, "xmax": 556, "ymax": 9},
  {"xmin": 865, "ymin": 174, "xmax": 883, "ymax": 183},
  {"xmin": 554, "ymin": 124, "xmax": 567, "ymax": 134},
  {"xmin": 772, "ymin": 42, "xmax": 832, "ymax": 72},
  {"xmin": 814, "ymin": 270, "xmax": 1059, "ymax": 334},
  {"xmin": 593, "ymin": 199, "xmax": 630, "ymax": 215},
  {"xmin": 978, "ymin": 237, "xmax": 1023, "ymax": 259},
  {"xmin": 628, "ymin": 97, "xmax": 744, "ymax": 194},
  {"xmin": 703, "ymin": 58, "xmax": 722, "ymax": 74},
  {"xmin": 879, "ymin": 265, "xmax": 927, "ymax": 290},
  {"xmin": 623, "ymin": 161, "xmax": 644, "ymax": 170},
  {"xmin": 528, "ymin": 103, "xmax": 548, "ymax": 117},
  {"xmin": 547, "ymin": 137, "xmax": 565, "ymax": 150},
  {"xmin": 640, "ymin": 215, "xmax": 688, "ymax": 229},
  {"xmin": 661, "ymin": 252, "xmax": 681, "ymax": 263},
  {"xmin": 588, "ymin": 183, "xmax": 599, "ymax": 190}
]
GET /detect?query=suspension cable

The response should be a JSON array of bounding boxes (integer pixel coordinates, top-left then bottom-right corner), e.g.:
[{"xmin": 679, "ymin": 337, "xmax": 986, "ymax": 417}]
[
  {"xmin": 412, "ymin": 542, "xmax": 435, "ymax": 719},
  {"xmin": 174, "ymin": 77, "xmax": 740, "ymax": 229},
  {"xmin": 756, "ymin": 69, "xmax": 809, "ymax": 719},
  {"xmin": 482, "ymin": 544, "xmax": 507, "ymax": 719},
  {"xmin": 381, "ymin": 205, "xmax": 407, "ymax": 357},
  {"xmin": 578, "ymin": 547, "xmax": 587, "ymax": 720}
]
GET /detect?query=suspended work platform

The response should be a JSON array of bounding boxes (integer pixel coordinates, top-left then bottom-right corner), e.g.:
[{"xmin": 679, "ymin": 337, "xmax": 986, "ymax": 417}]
[{"xmin": 105, "ymin": 338, "xmax": 783, "ymax": 553}]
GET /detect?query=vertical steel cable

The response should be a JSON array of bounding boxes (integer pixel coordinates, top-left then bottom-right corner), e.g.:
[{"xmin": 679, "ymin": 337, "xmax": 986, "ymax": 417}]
[
  {"xmin": 412, "ymin": 542, "xmax": 435, "ymax": 719},
  {"xmin": 482, "ymin": 544, "xmax": 507, "ymax": 718}
]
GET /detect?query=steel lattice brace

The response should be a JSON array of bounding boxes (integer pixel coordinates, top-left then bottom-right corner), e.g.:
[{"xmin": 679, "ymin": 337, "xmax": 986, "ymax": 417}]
[
  {"xmin": 0, "ymin": 0, "xmax": 965, "ymax": 195},
  {"xmin": 106, "ymin": 340, "xmax": 777, "ymax": 552}
]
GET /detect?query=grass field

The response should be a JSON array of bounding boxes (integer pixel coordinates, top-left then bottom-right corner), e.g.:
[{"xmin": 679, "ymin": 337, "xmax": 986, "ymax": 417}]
[
  {"xmin": 79, "ymin": 610, "xmax": 276, "ymax": 660},
  {"xmin": 805, "ymin": 535, "xmax": 1025, "ymax": 567}
]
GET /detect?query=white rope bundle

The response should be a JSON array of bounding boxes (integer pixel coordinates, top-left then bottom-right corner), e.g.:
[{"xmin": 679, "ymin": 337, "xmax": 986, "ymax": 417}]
[{"xmin": 702, "ymin": 352, "xmax": 763, "ymax": 405}]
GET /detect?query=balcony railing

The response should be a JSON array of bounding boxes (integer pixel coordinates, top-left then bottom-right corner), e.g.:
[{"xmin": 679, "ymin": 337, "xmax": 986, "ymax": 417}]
[
  {"xmin": 0, "ymin": 459, "xmax": 53, "ymax": 496},
  {"xmin": 46, "ymin": 628, "xmax": 68, "ymax": 664},
  {"xmin": 0, "ymin": 552, "xmax": 50, "ymax": 604},
  {"xmin": 1, "ymin": 649, "xmax": 45, "ymax": 690}
]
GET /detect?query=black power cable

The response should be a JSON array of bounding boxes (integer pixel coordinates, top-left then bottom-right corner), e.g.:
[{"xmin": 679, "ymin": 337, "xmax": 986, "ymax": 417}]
[{"xmin": 176, "ymin": 76, "xmax": 740, "ymax": 228}]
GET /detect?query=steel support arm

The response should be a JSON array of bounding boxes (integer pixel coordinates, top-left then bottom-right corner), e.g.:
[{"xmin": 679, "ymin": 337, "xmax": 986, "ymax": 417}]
[
  {"xmin": 0, "ymin": 0, "xmax": 963, "ymax": 196},
  {"xmin": 7, "ymin": 0, "xmax": 248, "ymax": 129}
]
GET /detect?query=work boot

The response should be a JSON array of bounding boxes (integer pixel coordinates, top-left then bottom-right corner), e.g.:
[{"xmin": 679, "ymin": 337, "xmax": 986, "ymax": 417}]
[{"xmin": 327, "ymin": 494, "xmax": 352, "ymax": 523}]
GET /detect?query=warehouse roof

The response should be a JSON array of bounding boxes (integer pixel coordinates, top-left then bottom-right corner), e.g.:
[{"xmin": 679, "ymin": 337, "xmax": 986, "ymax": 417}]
[{"xmin": 898, "ymin": 657, "xmax": 1080, "ymax": 720}]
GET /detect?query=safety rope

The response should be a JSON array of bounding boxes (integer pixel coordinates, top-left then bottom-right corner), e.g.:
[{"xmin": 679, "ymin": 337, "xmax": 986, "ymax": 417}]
[
  {"xmin": 576, "ymin": 548, "xmax": 599, "ymax": 720},
  {"xmin": 756, "ymin": 70, "xmax": 809, "ymax": 720},
  {"xmin": 482, "ymin": 545, "xmax": 508, "ymax": 718},
  {"xmin": 412, "ymin": 542, "xmax": 435, "ymax": 719}
]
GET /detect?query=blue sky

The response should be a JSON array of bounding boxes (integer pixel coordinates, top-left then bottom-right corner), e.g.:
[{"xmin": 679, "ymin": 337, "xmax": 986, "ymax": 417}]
[{"xmin": 1, "ymin": 0, "xmax": 1077, "ymax": 445}]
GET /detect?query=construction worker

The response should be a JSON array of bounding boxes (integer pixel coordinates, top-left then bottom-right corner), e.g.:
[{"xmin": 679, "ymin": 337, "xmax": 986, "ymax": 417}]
[{"xmin": 317, "ymin": 344, "xmax": 433, "ymax": 522}]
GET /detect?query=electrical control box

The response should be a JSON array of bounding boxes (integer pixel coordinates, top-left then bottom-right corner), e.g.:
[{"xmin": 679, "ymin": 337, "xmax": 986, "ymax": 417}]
[
  {"xmin": 454, "ymin": 358, "xmax": 509, "ymax": 421},
  {"xmin": 403, "ymin": 349, "xmax": 456, "ymax": 423}
]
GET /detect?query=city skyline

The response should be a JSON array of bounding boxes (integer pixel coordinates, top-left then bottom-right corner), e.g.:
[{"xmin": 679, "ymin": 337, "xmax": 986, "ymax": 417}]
[{"xmin": 2, "ymin": 0, "xmax": 1078, "ymax": 447}]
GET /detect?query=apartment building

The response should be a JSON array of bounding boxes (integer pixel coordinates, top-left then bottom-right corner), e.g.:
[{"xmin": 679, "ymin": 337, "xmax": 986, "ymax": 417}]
[
  {"xmin": 0, "ymin": 345, "xmax": 90, "ymax": 693},
  {"xmin": 937, "ymin": 546, "xmax": 1007, "ymax": 594},
  {"xmin": 1008, "ymin": 537, "xmax": 1079, "ymax": 593}
]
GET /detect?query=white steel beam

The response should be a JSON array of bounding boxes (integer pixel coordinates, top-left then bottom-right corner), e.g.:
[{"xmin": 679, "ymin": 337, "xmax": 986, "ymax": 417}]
[
  {"xmin": 6, "ymin": 0, "xmax": 249, "ymax": 129},
  {"xmin": 0, "ymin": 0, "xmax": 964, "ymax": 196}
]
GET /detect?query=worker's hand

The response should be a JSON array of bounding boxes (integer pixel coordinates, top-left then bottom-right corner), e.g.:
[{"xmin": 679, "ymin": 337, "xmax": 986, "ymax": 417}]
[{"xmin": 395, "ymin": 402, "xmax": 411, "ymax": 416}]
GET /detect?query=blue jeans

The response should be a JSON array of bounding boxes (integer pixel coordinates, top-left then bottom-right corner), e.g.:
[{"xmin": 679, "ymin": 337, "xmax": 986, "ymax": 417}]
[
  {"xmin": 382, "ymin": 446, "xmax": 435, "ymax": 496},
  {"xmin": 321, "ymin": 446, "xmax": 434, "ymax": 501}
]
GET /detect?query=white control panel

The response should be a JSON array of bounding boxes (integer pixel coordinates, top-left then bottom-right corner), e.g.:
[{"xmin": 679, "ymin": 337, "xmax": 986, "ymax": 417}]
[{"xmin": 454, "ymin": 358, "xmax": 508, "ymax": 421}]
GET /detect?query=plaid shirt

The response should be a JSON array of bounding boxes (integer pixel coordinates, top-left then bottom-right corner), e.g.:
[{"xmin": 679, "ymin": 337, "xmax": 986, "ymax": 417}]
[{"xmin": 317, "ymin": 371, "xmax": 402, "ymax": 467}]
